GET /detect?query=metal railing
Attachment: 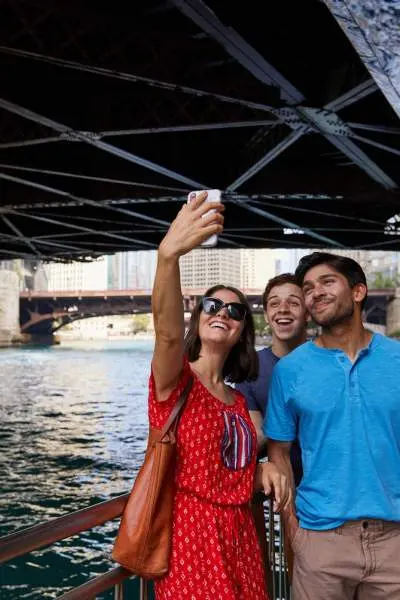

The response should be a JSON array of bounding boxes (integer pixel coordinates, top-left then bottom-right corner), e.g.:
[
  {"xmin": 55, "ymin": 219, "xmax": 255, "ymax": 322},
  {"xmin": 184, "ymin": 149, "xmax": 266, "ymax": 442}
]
[
  {"xmin": 267, "ymin": 501, "xmax": 292, "ymax": 600},
  {"xmin": 0, "ymin": 493, "xmax": 290, "ymax": 599},
  {"xmin": 0, "ymin": 493, "xmax": 142, "ymax": 600}
]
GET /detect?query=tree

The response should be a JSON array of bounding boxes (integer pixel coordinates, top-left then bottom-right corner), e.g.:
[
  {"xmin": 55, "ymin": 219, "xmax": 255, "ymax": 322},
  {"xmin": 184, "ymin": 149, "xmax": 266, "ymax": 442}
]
[
  {"xmin": 370, "ymin": 272, "xmax": 398, "ymax": 289},
  {"xmin": 131, "ymin": 314, "xmax": 151, "ymax": 334},
  {"xmin": 252, "ymin": 314, "xmax": 270, "ymax": 337}
]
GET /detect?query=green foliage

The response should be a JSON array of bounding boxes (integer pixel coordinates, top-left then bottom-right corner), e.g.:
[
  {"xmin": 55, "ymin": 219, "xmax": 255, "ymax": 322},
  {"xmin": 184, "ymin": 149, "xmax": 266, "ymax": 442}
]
[
  {"xmin": 388, "ymin": 329, "xmax": 400, "ymax": 339},
  {"xmin": 252, "ymin": 313, "xmax": 271, "ymax": 336},
  {"xmin": 131, "ymin": 314, "xmax": 151, "ymax": 334},
  {"xmin": 370, "ymin": 272, "xmax": 398, "ymax": 289}
]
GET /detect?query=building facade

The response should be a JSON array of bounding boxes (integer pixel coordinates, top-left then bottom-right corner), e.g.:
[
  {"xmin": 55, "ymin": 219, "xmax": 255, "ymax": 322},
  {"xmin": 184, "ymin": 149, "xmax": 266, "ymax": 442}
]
[
  {"xmin": 45, "ymin": 258, "xmax": 108, "ymax": 291},
  {"xmin": 274, "ymin": 248, "xmax": 400, "ymax": 287},
  {"xmin": 179, "ymin": 248, "xmax": 242, "ymax": 289},
  {"xmin": 107, "ymin": 251, "xmax": 157, "ymax": 290},
  {"xmin": 0, "ymin": 258, "xmax": 48, "ymax": 291}
]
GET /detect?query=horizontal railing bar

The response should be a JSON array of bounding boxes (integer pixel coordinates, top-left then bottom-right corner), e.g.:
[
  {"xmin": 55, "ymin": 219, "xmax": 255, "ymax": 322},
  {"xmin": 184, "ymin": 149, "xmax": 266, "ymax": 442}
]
[
  {"xmin": 0, "ymin": 493, "xmax": 130, "ymax": 564},
  {"xmin": 57, "ymin": 566, "xmax": 134, "ymax": 600}
]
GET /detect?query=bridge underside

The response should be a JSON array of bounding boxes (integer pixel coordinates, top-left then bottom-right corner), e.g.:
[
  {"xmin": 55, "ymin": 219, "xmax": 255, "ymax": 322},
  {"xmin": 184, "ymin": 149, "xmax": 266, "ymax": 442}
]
[{"xmin": 0, "ymin": 0, "xmax": 399, "ymax": 260}]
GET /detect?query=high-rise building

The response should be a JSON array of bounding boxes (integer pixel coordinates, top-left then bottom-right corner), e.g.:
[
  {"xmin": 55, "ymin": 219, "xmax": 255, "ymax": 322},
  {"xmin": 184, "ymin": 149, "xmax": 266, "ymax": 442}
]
[
  {"xmin": 45, "ymin": 257, "xmax": 108, "ymax": 291},
  {"xmin": 274, "ymin": 248, "xmax": 400, "ymax": 287},
  {"xmin": 274, "ymin": 249, "xmax": 310, "ymax": 275},
  {"xmin": 107, "ymin": 251, "xmax": 157, "ymax": 290},
  {"xmin": 179, "ymin": 248, "xmax": 277, "ymax": 290},
  {"xmin": 335, "ymin": 250, "xmax": 399, "ymax": 285},
  {"xmin": 240, "ymin": 248, "xmax": 276, "ymax": 290},
  {"xmin": 180, "ymin": 248, "xmax": 241, "ymax": 289}
]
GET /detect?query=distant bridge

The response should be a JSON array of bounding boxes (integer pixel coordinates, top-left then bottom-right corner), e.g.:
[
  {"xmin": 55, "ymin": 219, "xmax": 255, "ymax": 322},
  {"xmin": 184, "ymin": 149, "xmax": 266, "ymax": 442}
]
[
  {"xmin": 19, "ymin": 288, "xmax": 396, "ymax": 337},
  {"xmin": 19, "ymin": 288, "xmax": 266, "ymax": 335}
]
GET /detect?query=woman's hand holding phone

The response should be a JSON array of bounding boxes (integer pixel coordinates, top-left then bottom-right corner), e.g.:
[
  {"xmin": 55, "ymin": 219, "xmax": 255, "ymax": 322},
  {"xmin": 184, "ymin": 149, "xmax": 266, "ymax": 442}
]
[
  {"xmin": 187, "ymin": 189, "xmax": 223, "ymax": 247},
  {"xmin": 159, "ymin": 190, "xmax": 224, "ymax": 259}
]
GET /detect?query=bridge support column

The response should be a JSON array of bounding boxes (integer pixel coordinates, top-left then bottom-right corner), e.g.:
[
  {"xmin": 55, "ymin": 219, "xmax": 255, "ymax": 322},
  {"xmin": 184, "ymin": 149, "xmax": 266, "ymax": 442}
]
[
  {"xmin": 0, "ymin": 270, "xmax": 20, "ymax": 347},
  {"xmin": 20, "ymin": 333, "xmax": 60, "ymax": 345},
  {"xmin": 386, "ymin": 288, "xmax": 400, "ymax": 337}
]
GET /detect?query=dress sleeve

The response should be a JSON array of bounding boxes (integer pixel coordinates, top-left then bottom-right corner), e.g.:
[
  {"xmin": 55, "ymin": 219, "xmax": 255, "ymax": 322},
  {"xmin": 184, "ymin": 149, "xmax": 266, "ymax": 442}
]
[{"xmin": 148, "ymin": 357, "xmax": 193, "ymax": 429}]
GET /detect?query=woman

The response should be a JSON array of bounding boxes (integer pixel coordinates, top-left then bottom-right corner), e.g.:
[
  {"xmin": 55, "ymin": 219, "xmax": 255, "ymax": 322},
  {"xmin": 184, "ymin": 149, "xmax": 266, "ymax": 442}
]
[{"xmin": 151, "ymin": 192, "xmax": 290, "ymax": 599}]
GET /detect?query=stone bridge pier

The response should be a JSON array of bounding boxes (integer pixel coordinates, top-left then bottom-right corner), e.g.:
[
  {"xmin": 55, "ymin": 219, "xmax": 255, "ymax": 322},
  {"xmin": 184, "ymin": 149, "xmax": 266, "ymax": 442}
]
[{"xmin": 0, "ymin": 270, "xmax": 20, "ymax": 347}]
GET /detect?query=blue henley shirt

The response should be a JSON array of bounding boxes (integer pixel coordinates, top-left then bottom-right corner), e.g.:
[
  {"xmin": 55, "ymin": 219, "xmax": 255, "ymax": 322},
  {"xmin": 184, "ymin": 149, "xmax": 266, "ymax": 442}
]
[{"xmin": 265, "ymin": 333, "xmax": 400, "ymax": 530}]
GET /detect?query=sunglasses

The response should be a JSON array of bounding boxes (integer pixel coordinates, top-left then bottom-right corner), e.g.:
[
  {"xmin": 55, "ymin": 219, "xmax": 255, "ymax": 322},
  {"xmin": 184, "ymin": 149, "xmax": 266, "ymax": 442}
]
[{"xmin": 201, "ymin": 296, "xmax": 247, "ymax": 322}]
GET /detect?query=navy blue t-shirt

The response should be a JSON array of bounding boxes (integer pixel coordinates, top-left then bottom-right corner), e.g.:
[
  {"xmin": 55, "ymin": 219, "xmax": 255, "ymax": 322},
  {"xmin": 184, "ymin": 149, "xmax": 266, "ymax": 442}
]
[{"xmin": 236, "ymin": 347, "xmax": 303, "ymax": 486}]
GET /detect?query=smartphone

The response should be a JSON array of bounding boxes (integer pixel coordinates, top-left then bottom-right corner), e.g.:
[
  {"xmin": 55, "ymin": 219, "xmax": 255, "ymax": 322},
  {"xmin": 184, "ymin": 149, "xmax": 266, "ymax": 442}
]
[{"xmin": 187, "ymin": 189, "xmax": 222, "ymax": 247}]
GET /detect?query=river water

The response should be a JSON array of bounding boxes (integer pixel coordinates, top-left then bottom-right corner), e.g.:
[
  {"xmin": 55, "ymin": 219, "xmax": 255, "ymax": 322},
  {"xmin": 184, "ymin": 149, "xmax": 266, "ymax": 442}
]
[{"xmin": 0, "ymin": 339, "xmax": 155, "ymax": 599}]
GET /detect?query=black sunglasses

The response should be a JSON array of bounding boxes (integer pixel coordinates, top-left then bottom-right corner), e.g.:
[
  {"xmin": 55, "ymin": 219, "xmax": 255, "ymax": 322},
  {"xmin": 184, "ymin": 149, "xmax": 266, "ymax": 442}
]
[{"xmin": 201, "ymin": 296, "xmax": 247, "ymax": 322}]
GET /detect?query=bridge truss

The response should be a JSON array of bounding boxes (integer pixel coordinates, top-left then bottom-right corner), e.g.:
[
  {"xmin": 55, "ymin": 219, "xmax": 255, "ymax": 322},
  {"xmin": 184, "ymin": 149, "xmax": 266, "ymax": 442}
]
[{"xmin": 0, "ymin": 0, "xmax": 399, "ymax": 260}]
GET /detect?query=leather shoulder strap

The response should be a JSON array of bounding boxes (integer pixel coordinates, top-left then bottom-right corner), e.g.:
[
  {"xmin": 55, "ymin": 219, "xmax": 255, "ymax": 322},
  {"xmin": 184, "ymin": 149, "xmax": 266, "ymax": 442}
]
[{"xmin": 158, "ymin": 375, "xmax": 194, "ymax": 440}]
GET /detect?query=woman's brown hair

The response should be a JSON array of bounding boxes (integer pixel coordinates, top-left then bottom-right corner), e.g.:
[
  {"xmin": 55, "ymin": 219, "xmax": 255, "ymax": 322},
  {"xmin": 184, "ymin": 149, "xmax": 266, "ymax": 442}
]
[{"xmin": 184, "ymin": 284, "xmax": 258, "ymax": 383}]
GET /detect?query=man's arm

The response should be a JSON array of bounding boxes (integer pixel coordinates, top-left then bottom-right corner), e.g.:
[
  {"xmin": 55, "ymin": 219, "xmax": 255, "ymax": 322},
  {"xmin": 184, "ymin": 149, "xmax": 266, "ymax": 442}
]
[
  {"xmin": 264, "ymin": 364, "xmax": 299, "ymax": 535},
  {"xmin": 268, "ymin": 440, "xmax": 298, "ymax": 538}
]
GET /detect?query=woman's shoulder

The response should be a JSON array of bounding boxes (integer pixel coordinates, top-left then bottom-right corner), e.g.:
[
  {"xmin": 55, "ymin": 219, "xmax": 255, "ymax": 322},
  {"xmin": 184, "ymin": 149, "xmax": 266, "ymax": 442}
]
[{"xmin": 148, "ymin": 357, "xmax": 194, "ymax": 427}]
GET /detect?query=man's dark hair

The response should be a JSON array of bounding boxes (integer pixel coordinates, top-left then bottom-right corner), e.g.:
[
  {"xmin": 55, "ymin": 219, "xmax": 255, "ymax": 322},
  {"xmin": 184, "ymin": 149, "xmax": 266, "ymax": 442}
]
[
  {"xmin": 295, "ymin": 252, "xmax": 368, "ymax": 309},
  {"xmin": 262, "ymin": 273, "xmax": 299, "ymax": 310},
  {"xmin": 184, "ymin": 284, "xmax": 258, "ymax": 383}
]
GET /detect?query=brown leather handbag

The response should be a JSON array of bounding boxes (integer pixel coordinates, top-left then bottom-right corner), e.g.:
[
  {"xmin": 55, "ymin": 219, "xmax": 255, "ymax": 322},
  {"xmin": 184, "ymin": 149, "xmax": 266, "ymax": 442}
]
[{"xmin": 112, "ymin": 376, "xmax": 193, "ymax": 578}]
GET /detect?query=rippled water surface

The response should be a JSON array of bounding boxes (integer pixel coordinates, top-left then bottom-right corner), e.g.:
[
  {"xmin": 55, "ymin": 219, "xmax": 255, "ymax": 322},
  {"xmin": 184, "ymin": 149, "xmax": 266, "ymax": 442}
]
[{"xmin": 0, "ymin": 340, "xmax": 154, "ymax": 599}]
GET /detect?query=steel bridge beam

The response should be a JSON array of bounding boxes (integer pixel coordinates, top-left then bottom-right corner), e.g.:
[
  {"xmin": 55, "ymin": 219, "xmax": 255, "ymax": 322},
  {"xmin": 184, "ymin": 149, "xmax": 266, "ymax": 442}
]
[
  {"xmin": 172, "ymin": 0, "xmax": 397, "ymax": 191},
  {"xmin": 0, "ymin": 98, "xmax": 206, "ymax": 189}
]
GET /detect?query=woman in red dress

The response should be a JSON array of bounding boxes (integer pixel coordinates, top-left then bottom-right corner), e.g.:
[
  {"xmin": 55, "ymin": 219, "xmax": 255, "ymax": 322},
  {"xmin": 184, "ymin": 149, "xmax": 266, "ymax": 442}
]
[{"xmin": 151, "ymin": 192, "xmax": 290, "ymax": 600}]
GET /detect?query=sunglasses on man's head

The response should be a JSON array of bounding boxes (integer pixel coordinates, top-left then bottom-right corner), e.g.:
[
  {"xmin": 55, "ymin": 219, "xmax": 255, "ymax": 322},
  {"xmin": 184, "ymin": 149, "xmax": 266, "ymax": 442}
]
[{"xmin": 201, "ymin": 297, "xmax": 247, "ymax": 321}]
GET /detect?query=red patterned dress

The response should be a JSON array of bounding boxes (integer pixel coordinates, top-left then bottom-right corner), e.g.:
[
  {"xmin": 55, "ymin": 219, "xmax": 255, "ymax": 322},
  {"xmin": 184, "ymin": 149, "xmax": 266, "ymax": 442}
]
[{"xmin": 149, "ymin": 359, "xmax": 269, "ymax": 600}]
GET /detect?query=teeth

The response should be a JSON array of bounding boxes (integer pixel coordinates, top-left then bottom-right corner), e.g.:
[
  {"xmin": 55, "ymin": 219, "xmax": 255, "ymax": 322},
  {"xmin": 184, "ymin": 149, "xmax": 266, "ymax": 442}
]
[
  {"xmin": 211, "ymin": 322, "xmax": 227, "ymax": 330},
  {"xmin": 276, "ymin": 319, "xmax": 292, "ymax": 324}
]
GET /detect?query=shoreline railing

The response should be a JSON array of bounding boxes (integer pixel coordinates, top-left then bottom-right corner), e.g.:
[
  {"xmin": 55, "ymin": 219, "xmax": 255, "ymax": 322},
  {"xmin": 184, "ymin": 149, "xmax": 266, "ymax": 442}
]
[{"xmin": 0, "ymin": 494, "xmax": 291, "ymax": 599}]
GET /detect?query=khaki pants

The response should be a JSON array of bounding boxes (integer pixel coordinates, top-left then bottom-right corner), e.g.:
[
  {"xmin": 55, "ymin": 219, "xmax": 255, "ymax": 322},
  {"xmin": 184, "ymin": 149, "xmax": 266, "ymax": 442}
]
[{"xmin": 292, "ymin": 519, "xmax": 400, "ymax": 600}]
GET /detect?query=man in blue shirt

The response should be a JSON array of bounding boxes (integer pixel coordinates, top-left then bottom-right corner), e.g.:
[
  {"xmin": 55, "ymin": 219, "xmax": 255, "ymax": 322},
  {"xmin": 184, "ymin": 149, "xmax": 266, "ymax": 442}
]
[
  {"xmin": 266, "ymin": 252, "xmax": 400, "ymax": 600},
  {"xmin": 237, "ymin": 272, "xmax": 308, "ymax": 484}
]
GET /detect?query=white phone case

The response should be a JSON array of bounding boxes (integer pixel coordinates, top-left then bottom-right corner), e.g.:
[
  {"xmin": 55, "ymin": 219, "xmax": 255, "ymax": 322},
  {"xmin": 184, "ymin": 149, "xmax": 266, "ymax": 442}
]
[{"xmin": 187, "ymin": 189, "xmax": 222, "ymax": 247}]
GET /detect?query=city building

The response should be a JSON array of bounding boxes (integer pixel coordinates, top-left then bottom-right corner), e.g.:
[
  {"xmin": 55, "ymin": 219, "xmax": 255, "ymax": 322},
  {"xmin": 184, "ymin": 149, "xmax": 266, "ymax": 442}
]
[
  {"xmin": 240, "ymin": 248, "xmax": 276, "ymax": 290},
  {"xmin": 107, "ymin": 251, "xmax": 157, "ymax": 290},
  {"xmin": 274, "ymin": 249, "xmax": 400, "ymax": 287},
  {"xmin": 0, "ymin": 258, "xmax": 48, "ymax": 291},
  {"xmin": 179, "ymin": 248, "xmax": 242, "ymax": 289},
  {"xmin": 274, "ymin": 248, "xmax": 310, "ymax": 275},
  {"xmin": 45, "ymin": 257, "xmax": 108, "ymax": 291},
  {"xmin": 107, "ymin": 247, "xmax": 276, "ymax": 292}
]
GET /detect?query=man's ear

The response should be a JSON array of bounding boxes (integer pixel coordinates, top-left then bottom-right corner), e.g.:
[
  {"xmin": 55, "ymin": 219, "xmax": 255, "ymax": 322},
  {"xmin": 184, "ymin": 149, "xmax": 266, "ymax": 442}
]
[{"xmin": 353, "ymin": 283, "xmax": 367, "ymax": 305}]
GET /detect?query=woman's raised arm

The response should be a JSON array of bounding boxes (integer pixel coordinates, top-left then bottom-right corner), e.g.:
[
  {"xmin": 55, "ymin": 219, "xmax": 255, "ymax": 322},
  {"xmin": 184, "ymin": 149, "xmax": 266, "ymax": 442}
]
[{"xmin": 151, "ymin": 192, "xmax": 224, "ymax": 400}]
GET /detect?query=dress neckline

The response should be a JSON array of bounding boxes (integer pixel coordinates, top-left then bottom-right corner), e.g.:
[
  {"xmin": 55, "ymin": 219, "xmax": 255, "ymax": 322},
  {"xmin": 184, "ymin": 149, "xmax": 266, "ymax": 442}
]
[{"xmin": 189, "ymin": 366, "xmax": 239, "ymax": 408}]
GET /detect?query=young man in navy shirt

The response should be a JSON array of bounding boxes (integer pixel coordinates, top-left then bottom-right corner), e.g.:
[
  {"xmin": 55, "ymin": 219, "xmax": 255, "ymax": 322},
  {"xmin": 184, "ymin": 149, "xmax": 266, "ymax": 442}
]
[
  {"xmin": 267, "ymin": 252, "xmax": 400, "ymax": 599},
  {"xmin": 237, "ymin": 273, "xmax": 308, "ymax": 485}
]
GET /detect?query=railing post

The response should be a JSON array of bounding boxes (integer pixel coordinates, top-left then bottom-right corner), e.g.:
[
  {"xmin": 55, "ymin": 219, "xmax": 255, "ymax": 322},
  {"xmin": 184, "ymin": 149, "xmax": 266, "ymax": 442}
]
[
  {"xmin": 114, "ymin": 582, "xmax": 124, "ymax": 599},
  {"xmin": 268, "ymin": 498, "xmax": 276, "ymax": 599},
  {"xmin": 139, "ymin": 578, "xmax": 148, "ymax": 600}
]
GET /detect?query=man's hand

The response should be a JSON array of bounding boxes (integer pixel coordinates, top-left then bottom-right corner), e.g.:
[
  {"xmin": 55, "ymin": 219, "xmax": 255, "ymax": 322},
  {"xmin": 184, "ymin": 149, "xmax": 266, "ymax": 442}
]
[{"xmin": 259, "ymin": 462, "xmax": 292, "ymax": 512}]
